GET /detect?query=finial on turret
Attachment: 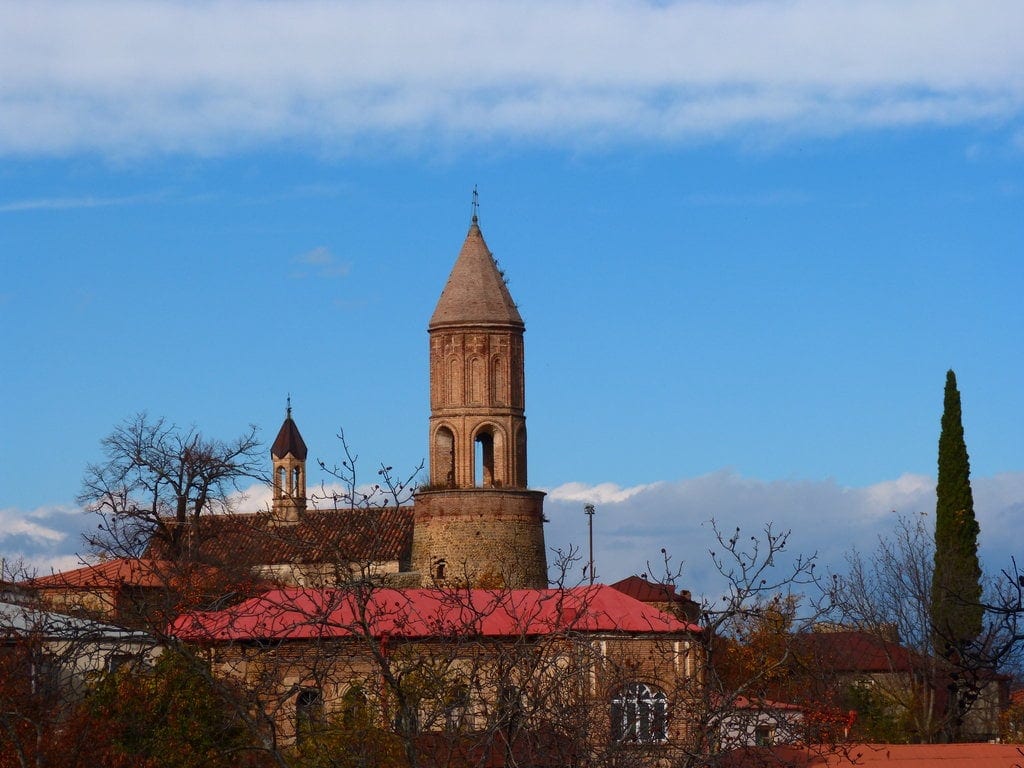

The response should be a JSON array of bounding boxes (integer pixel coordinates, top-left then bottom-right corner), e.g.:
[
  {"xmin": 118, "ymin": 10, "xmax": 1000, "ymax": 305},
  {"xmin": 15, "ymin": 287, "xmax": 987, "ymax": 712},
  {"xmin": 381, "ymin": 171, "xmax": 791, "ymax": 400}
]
[
  {"xmin": 471, "ymin": 185, "xmax": 479, "ymax": 224},
  {"xmin": 286, "ymin": 393, "xmax": 292, "ymax": 419}
]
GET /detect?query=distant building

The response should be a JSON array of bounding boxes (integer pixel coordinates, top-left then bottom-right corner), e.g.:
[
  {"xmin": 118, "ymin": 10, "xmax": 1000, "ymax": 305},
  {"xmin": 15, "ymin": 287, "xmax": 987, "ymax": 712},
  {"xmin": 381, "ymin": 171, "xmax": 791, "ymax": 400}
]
[
  {"xmin": 1, "ymin": 597, "xmax": 157, "ymax": 700},
  {"xmin": 797, "ymin": 629, "xmax": 1008, "ymax": 742}
]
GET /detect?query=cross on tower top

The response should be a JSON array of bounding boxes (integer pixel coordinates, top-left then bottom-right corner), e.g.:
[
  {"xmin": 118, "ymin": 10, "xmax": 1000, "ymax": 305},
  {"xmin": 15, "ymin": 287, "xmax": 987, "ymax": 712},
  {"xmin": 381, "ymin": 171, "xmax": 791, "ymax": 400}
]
[{"xmin": 471, "ymin": 185, "xmax": 479, "ymax": 223}]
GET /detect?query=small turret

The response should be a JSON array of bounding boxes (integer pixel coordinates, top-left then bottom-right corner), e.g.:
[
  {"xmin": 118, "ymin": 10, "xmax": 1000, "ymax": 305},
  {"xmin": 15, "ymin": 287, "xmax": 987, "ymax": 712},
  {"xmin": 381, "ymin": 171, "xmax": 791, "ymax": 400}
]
[{"xmin": 271, "ymin": 399, "xmax": 307, "ymax": 524}]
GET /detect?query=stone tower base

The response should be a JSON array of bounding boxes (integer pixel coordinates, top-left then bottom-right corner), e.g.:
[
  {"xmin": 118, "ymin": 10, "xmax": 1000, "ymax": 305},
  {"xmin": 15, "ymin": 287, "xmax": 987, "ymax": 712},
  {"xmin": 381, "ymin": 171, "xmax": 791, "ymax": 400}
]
[{"xmin": 412, "ymin": 489, "xmax": 547, "ymax": 589}]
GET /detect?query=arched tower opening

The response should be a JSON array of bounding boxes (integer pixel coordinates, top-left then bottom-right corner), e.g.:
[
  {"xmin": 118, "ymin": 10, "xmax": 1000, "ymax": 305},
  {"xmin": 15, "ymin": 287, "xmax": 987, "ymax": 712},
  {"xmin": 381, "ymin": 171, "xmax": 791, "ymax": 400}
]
[
  {"xmin": 433, "ymin": 426, "xmax": 456, "ymax": 488},
  {"xmin": 472, "ymin": 424, "xmax": 506, "ymax": 488}
]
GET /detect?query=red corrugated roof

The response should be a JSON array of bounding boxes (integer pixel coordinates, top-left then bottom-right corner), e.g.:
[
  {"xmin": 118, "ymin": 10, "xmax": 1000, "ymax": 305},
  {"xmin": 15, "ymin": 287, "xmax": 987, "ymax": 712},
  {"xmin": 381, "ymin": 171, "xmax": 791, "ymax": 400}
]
[{"xmin": 169, "ymin": 585, "xmax": 702, "ymax": 642}]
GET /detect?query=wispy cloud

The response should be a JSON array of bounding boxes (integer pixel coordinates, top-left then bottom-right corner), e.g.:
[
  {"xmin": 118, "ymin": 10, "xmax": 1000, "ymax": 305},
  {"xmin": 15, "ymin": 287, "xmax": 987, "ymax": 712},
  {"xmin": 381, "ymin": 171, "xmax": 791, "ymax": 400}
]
[
  {"xmin": 1, "ymin": 0, "xmax": 1021, "ymax": 156},
  {"xmin": 0, "ymin": 195, "xmax": 151, "ymax": 213},
  {"xmin": 291, "ymin": 246, "xmax": 351, "ymax": 279},
  {"xmin": 545, "ymin": 471, "xmax": 1024, "ymax": 599}
]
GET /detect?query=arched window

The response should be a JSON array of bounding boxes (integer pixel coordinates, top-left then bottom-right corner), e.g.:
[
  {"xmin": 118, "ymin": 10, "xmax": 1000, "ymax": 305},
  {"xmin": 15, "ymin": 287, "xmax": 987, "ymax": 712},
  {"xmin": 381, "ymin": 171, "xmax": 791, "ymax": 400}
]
[
  {"xmin": 434, "ymin": 427, "xmax": 455, "ymax": 488},
  {"xmin": 475, "ymin": 429, "xmax": 494, "ymax": 487},
  {"xmin": 445, "ymin": 683, "xmax": 471, "ymax": 731},
  {"xmin": 341, "ymin": 684, "xmax": 369, "ymax": 728},
  {"xmin": 610, "ymin": 683, "xmax": 668, "ymax": 743},
  {"xmin": 434, "ymin": 559, "xmax": 447, "ymax": 581},
  {"xmin": 295, "ymin": 687, "xmax": 323, "ymax": 743},
  {"xmin": 276, "ymin": 466, "xmax": 286, "ymax": 499}
]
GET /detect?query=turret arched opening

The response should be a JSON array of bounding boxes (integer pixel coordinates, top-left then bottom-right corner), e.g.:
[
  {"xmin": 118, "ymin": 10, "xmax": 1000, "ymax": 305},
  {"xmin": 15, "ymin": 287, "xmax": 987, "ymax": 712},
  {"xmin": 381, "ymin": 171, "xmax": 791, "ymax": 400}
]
[
  {"xmin": 473, "ymin": 424, "xmax": 506, "ymax": 488},
  {"xmin": 433, "ymin": 426, "xmax": 456, "ymax": 488}
]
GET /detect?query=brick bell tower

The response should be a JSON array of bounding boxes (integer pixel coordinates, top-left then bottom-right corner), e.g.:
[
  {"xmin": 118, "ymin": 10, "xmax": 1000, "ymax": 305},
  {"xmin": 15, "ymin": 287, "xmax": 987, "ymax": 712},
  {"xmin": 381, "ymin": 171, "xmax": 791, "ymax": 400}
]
[{"xmin": 411, "ymin": 208, "xmax": 548, "ymax": 588}]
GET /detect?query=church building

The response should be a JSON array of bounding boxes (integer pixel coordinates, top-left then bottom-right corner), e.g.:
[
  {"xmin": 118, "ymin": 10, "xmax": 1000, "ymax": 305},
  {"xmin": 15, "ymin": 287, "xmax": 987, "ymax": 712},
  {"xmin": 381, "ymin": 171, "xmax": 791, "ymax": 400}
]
[{"xmin": 144, "ymin": 212, "xmax": 550, "ymax": 591}]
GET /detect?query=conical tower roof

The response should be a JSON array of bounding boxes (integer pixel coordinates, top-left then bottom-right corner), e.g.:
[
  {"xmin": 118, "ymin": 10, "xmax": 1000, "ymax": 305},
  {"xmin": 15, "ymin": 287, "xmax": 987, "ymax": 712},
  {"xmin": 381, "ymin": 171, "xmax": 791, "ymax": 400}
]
[
  {"xmin": 430, "ymin": 220, "xmax": 524, "ymax": 330},
  {"xmin": 271, "ymin": 405, "xmax": 308, "ymax": 460}
]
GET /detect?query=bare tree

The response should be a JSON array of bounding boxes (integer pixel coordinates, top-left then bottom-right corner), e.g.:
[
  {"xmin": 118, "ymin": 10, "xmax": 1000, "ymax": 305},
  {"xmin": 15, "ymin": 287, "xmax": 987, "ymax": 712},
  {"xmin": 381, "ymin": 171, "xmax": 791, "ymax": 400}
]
[
  {"xmin": 79, "ymin": 412, "xmax": 264, "ymax": 559},
  {"xmin": 826, "ymin": 513, "xmax": 1019, "ymax": 742}
]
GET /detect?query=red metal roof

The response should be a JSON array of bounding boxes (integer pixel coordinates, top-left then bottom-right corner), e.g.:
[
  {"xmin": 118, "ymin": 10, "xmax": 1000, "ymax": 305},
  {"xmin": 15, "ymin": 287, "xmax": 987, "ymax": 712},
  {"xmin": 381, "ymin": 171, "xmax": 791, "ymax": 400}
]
[{"xmin": 169, "ymin": 585, "xmax": 702, "ymax": 642}]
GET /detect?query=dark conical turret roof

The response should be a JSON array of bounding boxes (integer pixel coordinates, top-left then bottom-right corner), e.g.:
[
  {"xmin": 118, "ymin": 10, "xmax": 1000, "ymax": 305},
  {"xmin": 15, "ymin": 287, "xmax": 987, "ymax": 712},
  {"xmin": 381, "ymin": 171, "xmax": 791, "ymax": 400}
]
[
  {"xmin": 271, "ymin": 406, "xmax": 308, "ymax": 460},
  {"xmin": 430, "ymin": 220, "xmax": 524, "ymax": 330}
]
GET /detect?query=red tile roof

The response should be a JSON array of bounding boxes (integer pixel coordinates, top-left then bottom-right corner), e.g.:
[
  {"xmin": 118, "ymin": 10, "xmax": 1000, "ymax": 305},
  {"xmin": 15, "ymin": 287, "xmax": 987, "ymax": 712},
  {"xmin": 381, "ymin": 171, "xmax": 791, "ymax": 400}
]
[
  {"xmin": 430, "ymin": 221, "xmax": 524, "ymax": 330},
  {"xmin": 169, "ymin": 585, "xmax": 702, "ymax": 642},
  {"xmin": 27, "ymin": 558, "xmax": 216, "ymax": 590},
  {"xmin": 609, "ymin": 575, "xmax": 688, "ymax": 603},
  {"xmin": 143, "ymin": 507, "xmax": 414, "ymax": 568},
  {"xmin": 722, "ymin": 743, "xmax": 1024, "ymax": 767},
  {"xmin": 794, "ymin": 631, "xmax": 919, "ymax": 674}
]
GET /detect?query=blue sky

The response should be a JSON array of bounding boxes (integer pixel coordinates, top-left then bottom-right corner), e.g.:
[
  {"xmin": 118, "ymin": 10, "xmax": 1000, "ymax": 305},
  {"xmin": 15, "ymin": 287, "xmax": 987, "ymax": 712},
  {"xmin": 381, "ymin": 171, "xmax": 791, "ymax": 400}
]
[{"xmin": 1, "ymin": 0, "xmax": 1021, "ymax": 596}]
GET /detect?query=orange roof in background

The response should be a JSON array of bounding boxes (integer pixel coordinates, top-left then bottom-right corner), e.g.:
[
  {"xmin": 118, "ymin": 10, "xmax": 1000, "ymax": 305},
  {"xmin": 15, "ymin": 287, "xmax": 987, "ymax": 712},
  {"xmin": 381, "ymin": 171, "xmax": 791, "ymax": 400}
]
[
  {"xmin": 29, "ymin": 559, "xmax": 182, "ymax": 589},
  {"xmin": 27, "ymin": 558, "xmax": 226, "ymax": 590},
  {"xmin": 722, "ymin": 743, "xmax": 1024, "ymax": 767},
  {"xmin": 170, "ymin": 584, "xmax": 703, "ymax": 642}
]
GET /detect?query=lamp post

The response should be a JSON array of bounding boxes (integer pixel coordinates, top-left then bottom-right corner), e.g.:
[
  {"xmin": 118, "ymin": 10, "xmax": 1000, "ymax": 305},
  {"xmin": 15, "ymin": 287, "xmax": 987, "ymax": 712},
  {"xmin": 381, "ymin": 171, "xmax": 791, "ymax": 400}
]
[{"xmin": 584, "ymin": 504, "xmax": 596, "ymax": 585}]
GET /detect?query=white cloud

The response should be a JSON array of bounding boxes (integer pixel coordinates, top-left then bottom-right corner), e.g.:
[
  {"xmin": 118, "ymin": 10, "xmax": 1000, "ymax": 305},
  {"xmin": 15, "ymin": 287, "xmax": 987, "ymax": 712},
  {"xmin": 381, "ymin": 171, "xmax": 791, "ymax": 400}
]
[
  {"xmin": 291, "ymin": 246, "xmax": 351, "ymax": 279},
  {"xmin": 1, "ymin": 0, "xmax": 1022, "ymax": 156},
  {"xmin": 0, "ymin": 503, "xmax": 91, "ymax": 578},
  {"xmin": 546, "ymin": 480, "xmax": 656, "ymax": 504},
  {"xmin": 0, "ymin": 195, "xmax": 150, "ymax": 213},
  {"xmin": 0, "ymin": 504, "xmax": 80, "ymax": 545},
  {"xmin": 544, "ymin": 470, "xmax": 1024, "ymax": 600}
]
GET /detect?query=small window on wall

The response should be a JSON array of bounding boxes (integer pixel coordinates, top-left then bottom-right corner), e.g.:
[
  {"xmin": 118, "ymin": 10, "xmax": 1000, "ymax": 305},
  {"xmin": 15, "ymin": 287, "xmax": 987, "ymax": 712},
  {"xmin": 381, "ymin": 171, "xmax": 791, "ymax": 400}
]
[
  {"xmin": 31, "ymin": 652, "xmax": 60, "ymax": 699},
  {"xmin": 610, "ymin": 682, "xmax": 668, "ymax": 743},
  {"xmin": 434, "ymin": 560, "xmax": 447, "ymax": 581},
  {"xmin": 341, "ymin": 684, "xmax": 369, "ymax": 728},
  {"xmin": 107, "ymin": 653, "xmax": 135, "ymax": 674},
  {"xmin": 295, "ymin": 687, "xmax": 323, "ymax": 743}
]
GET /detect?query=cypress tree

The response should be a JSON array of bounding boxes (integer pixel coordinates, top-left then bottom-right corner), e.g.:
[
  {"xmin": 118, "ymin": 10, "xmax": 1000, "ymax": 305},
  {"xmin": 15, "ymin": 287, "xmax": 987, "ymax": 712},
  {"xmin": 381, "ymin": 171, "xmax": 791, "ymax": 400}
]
[{"xmin": 930, "ymin": 369, "xmax": 983, "ymax": 654}]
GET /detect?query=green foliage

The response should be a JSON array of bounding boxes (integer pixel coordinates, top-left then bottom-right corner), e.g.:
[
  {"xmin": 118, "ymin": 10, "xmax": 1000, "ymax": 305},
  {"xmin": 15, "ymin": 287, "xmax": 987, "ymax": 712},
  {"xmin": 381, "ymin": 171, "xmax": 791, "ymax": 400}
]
[
  {"xmin": 81, "ymin": 649, "xmax": 260, "ymax": 768},
  {"xmin": 930, "ymin": 370, "xmax": 983, "ymax": 653},
  {"xmin": 288, "ymin": 690, "xmax": 407, "ymax": 768},
  {"xmin": 842, "ymin": 682, "xmax": 910, "ymax": 744}
]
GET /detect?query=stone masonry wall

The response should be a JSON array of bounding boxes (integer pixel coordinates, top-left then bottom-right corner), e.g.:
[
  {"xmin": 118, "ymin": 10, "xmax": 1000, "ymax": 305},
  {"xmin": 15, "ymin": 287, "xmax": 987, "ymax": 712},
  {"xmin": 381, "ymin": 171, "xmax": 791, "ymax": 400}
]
[{"xmin": 412, "ymin": 488, "xmax": 547, "ymax": 588}]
